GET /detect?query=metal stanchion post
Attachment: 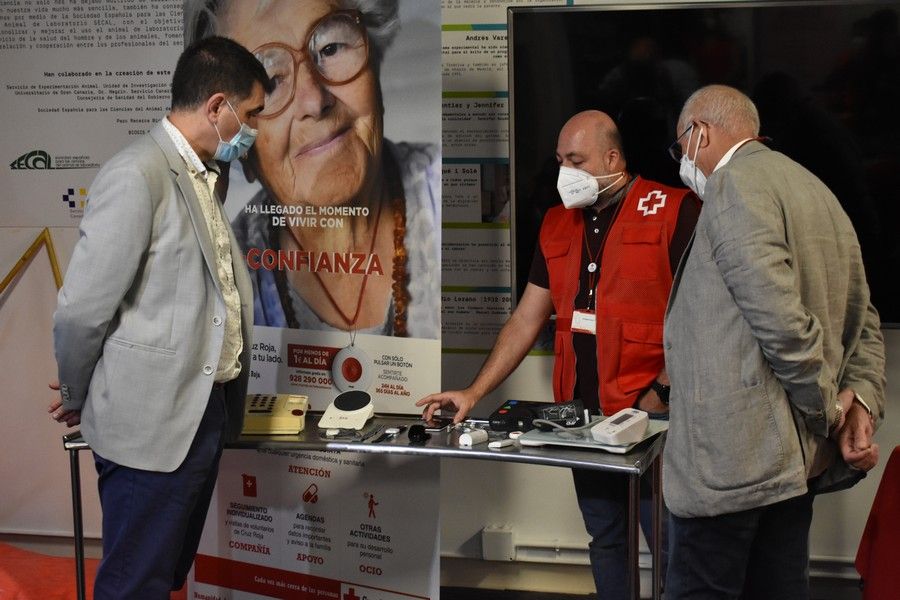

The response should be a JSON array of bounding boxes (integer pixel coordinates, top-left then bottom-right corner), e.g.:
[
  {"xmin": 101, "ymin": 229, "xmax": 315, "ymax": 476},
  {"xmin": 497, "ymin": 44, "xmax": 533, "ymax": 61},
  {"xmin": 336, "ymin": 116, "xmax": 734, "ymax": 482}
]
[
  {"xmin": 64, "ymin": 432, "xmax": 87, "ymax": 600},
  {"xmin": 628, "ymin": 472, "xmax": 641, "ymax": 599},
  {"xmin": 652, "ymin": 453, "xmax": 662, "ymax": 600}
]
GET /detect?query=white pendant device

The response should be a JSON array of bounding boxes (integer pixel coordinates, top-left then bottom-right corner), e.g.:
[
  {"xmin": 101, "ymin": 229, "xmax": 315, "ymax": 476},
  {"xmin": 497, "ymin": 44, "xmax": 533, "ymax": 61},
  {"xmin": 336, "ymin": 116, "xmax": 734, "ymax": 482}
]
[
  {"xmin": 331, "ymin": 344, "xmax": 374, "ymax": 392},
  {"xmin": 320, "ymin": 338, "xmax": 375, "ymax": 430}
]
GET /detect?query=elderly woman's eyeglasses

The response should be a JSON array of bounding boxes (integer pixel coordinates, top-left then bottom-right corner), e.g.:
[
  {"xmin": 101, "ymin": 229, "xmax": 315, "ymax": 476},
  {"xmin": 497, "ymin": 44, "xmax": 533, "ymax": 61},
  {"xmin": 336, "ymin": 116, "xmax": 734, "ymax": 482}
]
[
  {"xmin": 253, "ymin": 10, "xmax": 369, "ymax": 119},
  {"xmin": 668, "ymin": 123, "xmax": 695, "ymax": 163}
]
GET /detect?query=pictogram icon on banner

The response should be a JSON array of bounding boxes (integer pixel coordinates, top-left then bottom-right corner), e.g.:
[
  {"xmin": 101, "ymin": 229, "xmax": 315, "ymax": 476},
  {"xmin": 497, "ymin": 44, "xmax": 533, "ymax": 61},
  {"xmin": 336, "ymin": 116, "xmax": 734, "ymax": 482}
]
[
  {"xmin": 344, "ymin": 589, "xmax": 361, "ymax": 600},
  {"xmin": 303, "ymin": 483, "xmax": 319, "ymax": 503},
  {"xmin": 365, "ymin": 492, "xmax": 379, "ymax": 518},
  {"xmin": 242, "ymin": 473, "xmax": 257, "ymax": 497}
]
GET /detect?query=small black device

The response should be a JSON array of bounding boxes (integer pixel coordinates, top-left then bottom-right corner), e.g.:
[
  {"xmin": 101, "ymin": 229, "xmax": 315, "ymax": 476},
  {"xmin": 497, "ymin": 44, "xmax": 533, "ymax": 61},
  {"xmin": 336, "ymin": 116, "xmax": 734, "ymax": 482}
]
[
  {"xmin": 407, "ymin": 424, "xmax": 430, "ymax": 445},
  {"xmin": 488, "ymin": 399, "xmax": 585, "ymax": 432},
  {"xmin": 650, "ymin": 381, "xmax": 670, "ymax": 405}
]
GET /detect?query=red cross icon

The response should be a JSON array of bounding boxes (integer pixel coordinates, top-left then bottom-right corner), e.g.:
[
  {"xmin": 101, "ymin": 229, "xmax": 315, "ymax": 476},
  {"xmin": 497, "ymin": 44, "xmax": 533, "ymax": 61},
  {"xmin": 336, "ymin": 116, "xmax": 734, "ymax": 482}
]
[
  {"xmin": 637, "ymin": 190, "xmax": 667, "ymax": 216},
  {"xmin": 344, "ymin": 588, "xmax": 361, "ymax": 600}
]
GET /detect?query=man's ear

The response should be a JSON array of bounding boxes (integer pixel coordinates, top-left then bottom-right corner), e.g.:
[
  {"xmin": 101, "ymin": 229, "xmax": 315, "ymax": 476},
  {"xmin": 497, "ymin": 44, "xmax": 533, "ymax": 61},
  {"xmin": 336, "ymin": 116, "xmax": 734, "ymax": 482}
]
[
  {"xmin": 206, "ymin": 92, "xmax": 227, "ymax": 123},
  {"xmin": 605, "ymin": 148, "xmax": 621, "ymax": 170},
  {"xmin": 697, "ymin": 123, "xmax": 711, "ymax": 149}
]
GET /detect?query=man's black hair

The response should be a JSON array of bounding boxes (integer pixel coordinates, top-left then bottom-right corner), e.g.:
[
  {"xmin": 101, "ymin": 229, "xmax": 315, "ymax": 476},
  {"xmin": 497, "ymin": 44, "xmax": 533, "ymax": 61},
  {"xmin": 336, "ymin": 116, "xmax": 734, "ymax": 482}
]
[{"xmin": 171, "ymin": 35, "xmax": 272, "ymax": 110}]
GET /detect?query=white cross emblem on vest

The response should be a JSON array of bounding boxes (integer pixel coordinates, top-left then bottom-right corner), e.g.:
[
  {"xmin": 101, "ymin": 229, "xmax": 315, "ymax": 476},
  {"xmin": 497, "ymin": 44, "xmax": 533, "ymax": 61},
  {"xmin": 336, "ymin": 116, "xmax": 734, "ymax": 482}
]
[{"xmin": 637, "ymin": 190, "xmax": 667, "ymax": 216}]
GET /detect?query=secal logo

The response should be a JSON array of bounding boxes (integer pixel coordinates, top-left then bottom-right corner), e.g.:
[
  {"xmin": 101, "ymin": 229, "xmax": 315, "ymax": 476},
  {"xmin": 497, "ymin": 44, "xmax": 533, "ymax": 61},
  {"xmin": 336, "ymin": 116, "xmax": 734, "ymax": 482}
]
[{"xmin": 10, "ymin": 150, "xmax": 53, "ymax": 170}]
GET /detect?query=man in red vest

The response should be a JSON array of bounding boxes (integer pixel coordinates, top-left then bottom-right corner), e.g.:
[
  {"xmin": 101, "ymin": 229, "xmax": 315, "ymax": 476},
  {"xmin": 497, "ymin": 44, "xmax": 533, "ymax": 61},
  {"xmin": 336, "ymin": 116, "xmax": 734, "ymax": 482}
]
[{"xmin": 418, "ymin": 110, "xmax": 699, "ymax": 599}]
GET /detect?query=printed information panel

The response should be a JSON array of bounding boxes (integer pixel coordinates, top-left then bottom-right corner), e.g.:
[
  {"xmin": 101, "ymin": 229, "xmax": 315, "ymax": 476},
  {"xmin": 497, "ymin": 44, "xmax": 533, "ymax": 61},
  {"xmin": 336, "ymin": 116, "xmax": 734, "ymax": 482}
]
[
  {"xmin": 244, "ymin": 327, "xmax": 440, "ymax": 413},
  {"xmin": 0, "ymin": 0, "xmax": 182, "ymax": 226},
  {"xmin": 191, "ymin": 450, "xmax": 440, "ymax": 600}
]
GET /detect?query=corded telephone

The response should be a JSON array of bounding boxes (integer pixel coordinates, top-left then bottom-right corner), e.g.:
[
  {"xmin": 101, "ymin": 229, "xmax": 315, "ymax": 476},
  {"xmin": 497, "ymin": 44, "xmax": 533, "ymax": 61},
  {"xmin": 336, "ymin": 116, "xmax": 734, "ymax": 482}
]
[{"xmin": 242, "ymin": 393, "xmax": 309, "ymax": 435}]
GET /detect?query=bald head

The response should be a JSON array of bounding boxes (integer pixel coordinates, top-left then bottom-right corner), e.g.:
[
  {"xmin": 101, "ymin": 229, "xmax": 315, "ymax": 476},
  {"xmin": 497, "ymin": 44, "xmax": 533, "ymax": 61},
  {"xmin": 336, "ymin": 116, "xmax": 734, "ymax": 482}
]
[
  {"xmin": 677, "ymin": 85, "xmax": 760, "ymax": 141},
  {"xmin": 556, "ymin": 110, "xmax": 627, "ymax": 177},
  {"xmin": 559, "ymin": 110, "xmax": 623, "ymax": 157}
]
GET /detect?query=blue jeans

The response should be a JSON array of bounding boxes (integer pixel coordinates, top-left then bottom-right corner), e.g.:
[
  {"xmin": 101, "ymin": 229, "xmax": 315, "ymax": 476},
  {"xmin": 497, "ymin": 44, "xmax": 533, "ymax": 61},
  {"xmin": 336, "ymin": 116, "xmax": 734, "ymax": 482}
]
[
  {"xmin": 92, "ymin": 385, "xmax": 227, "ymax": 600},
  {"xmin": 572, "ymin": 467, "xmax": 667, "ymax": 599},
  {"xmin": 666, "ymin": 491, "xmax": 815, "ymax": 599}
]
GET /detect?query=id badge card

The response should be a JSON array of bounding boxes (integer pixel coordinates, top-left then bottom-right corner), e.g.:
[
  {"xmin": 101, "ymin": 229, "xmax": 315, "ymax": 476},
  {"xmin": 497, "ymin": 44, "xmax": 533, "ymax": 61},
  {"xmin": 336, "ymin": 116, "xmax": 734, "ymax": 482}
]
[{"xmin": 571, "ymin": 309, "xmax": 596, "ymax": 335}]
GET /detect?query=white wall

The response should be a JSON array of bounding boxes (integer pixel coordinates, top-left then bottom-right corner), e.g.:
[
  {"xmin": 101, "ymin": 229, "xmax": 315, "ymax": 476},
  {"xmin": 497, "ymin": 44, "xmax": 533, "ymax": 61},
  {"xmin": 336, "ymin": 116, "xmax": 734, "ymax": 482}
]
[{"xmin": 0, "ymin": 227, "xmax": 103, "ymax": 537}]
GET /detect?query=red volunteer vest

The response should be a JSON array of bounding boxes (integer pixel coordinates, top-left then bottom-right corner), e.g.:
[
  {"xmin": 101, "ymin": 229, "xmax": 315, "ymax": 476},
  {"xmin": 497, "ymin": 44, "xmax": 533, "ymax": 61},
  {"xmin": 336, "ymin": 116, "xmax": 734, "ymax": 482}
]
[{"xmin": 539, "ymin": 176, "xmax": 689, "ymax": 414}]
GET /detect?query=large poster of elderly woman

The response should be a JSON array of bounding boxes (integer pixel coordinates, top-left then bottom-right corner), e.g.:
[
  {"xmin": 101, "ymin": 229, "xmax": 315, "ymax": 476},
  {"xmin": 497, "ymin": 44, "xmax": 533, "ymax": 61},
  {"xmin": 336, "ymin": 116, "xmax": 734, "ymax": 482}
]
[{"xmin": 184, "ymin": 0, "xmax": 441, "ymax": 412}]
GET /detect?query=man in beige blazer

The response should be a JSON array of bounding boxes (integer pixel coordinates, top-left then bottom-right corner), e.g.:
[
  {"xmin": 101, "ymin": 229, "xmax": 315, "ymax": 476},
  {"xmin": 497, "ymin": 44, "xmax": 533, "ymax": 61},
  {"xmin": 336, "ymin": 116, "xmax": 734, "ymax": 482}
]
[
  {"xmin": 663, "ymin": 85, "xmax": 885, "ymax": 598},
  {"xmin": 49, "ymin": 37, "xmax": 270, "ymax": 599}
]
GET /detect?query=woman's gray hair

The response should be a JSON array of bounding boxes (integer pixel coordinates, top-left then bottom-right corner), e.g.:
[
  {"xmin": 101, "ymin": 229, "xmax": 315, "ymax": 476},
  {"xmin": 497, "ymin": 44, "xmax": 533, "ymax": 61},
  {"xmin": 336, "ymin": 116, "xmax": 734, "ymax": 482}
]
[
  {"xmin": 183, "ymin": 0, "xmax": 401, "ymax": 72},
  {"xmin": 678, "ymin": 84, "xmax": 760, "ymax": 138}
]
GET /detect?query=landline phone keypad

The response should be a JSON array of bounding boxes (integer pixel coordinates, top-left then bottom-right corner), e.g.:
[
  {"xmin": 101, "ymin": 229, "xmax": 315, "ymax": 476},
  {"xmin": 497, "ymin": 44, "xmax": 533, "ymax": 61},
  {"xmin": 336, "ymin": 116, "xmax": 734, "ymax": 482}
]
[{"xmin": 248, "ymin": 394, "xmax": 278, "ymax": 414}]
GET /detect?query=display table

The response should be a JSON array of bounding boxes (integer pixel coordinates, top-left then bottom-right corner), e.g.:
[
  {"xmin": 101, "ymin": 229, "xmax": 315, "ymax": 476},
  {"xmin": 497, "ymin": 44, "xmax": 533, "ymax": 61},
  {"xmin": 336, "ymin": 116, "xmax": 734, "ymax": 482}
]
[{"xmin": 64, "ymin": 415, "xmax": 665, "ymax": 600}]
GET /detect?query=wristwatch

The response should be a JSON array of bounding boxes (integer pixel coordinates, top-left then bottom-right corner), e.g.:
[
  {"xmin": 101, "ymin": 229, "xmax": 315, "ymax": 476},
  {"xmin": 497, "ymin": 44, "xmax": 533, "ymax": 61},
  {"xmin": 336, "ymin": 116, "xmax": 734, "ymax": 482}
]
[
  {"xmin": 650, "ymin": 380, "xmax": 670, "ymax": 405},
  {"xmin": 830, "ymin": 402, "xmax": 844, "ymax": 434}
]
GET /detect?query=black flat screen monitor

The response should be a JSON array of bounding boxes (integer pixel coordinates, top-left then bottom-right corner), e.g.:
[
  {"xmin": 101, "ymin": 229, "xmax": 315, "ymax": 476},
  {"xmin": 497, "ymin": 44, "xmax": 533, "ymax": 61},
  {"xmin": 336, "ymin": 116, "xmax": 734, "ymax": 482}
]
[{"xmin": 509, "ymin": 0, "xmax": 900, "ymax": 326}]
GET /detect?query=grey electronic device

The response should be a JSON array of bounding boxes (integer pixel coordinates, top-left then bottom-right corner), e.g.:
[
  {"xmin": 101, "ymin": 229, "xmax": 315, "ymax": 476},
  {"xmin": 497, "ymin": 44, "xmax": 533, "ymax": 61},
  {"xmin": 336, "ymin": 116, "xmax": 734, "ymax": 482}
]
[{"xmin": 590, "ymin": 408, "xmax": 648, "ymax": 445}]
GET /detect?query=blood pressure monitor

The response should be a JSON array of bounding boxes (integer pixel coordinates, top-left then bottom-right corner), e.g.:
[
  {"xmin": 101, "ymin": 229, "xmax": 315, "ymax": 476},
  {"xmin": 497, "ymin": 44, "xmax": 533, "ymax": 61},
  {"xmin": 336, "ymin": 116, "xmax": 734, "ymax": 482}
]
[{"xmin": 590, "ymin": 408, "xmax": 649, "ymax": 445}]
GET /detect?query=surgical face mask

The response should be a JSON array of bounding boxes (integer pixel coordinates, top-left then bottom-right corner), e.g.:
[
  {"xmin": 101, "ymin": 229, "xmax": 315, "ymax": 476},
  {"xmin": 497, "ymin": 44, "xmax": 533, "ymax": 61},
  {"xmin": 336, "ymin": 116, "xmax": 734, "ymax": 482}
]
[
  {"xmin": 679, "ymin": 126, "xmax": 707, "ymax": 198},
  {"xmin": 556, "ymin": 166, "xmax": 624, "ymax": 209},
  {"xmin": 212, "ymin": 100, "xmax": 258, "ymax": 162}
]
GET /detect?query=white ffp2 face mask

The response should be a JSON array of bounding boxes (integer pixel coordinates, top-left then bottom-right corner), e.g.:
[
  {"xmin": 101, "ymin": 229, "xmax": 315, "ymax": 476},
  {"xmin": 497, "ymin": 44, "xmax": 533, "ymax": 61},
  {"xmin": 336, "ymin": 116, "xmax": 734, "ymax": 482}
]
[
  {"xmin": 556, "ymin": 166, "xmax": 624, "ymax": 209},
  {"xmin": 679, "ymin": 127, "xmax": 707, "ymax": 198}
]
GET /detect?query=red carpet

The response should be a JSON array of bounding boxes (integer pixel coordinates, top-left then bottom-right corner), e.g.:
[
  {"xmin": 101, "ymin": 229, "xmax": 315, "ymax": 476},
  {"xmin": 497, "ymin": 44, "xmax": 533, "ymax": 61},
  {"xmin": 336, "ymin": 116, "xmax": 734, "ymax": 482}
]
[{"xmin": 0, "ymin": 542, "xmax": 186, "ymax": 599}]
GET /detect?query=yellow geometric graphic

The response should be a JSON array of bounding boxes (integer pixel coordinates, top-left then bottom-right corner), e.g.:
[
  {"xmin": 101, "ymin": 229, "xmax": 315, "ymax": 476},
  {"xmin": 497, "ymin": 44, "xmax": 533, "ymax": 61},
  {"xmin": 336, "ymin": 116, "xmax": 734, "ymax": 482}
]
[{"xmin": 0, "ymin": 228, "xmax": 63, "ymax": 295}]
